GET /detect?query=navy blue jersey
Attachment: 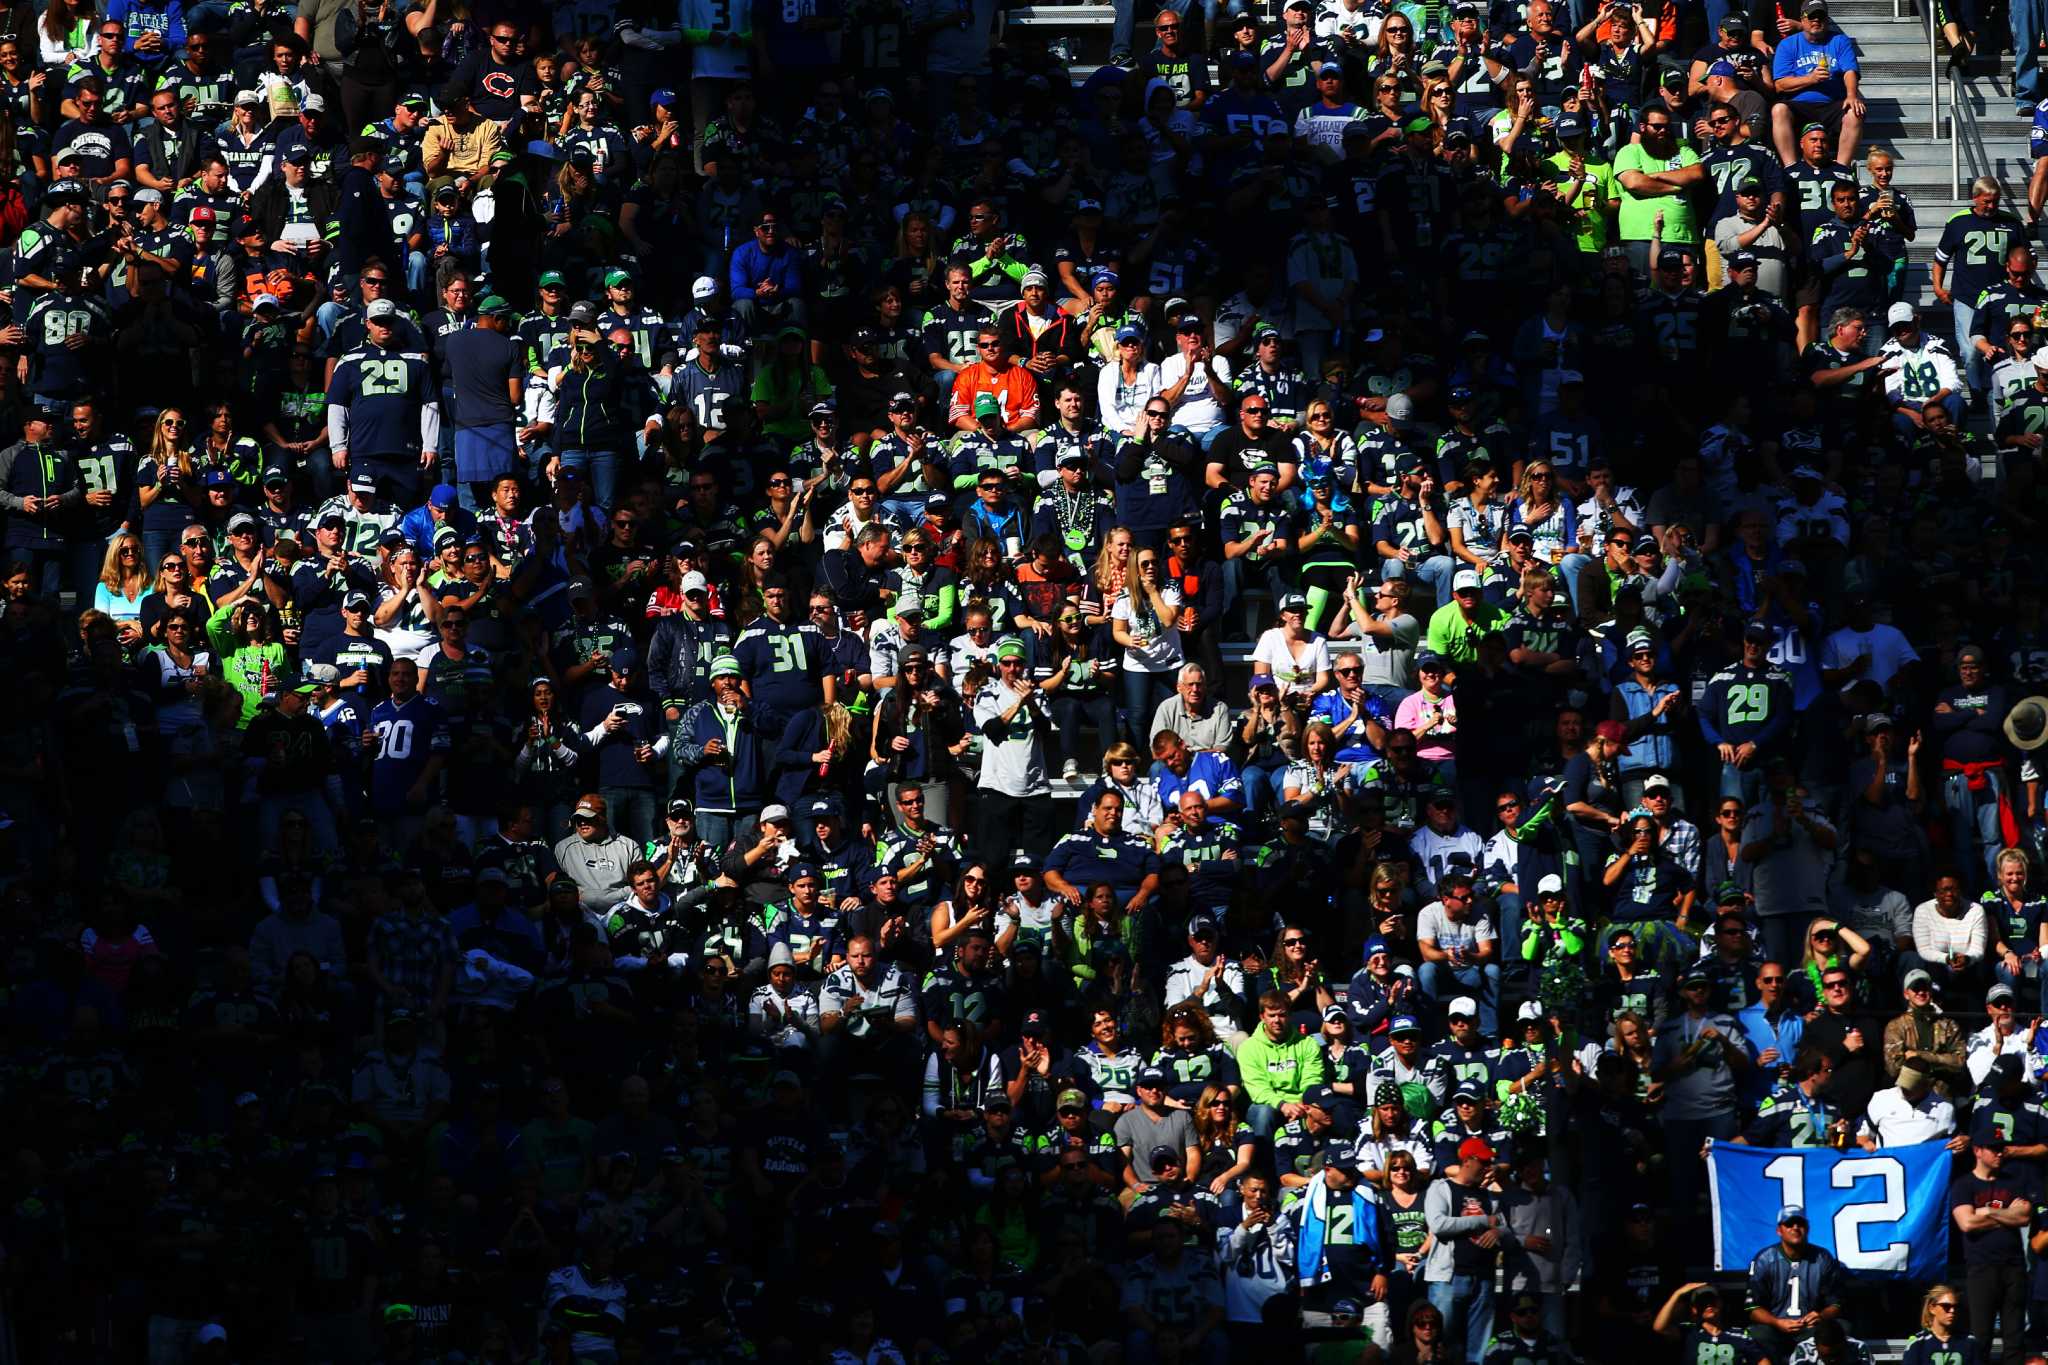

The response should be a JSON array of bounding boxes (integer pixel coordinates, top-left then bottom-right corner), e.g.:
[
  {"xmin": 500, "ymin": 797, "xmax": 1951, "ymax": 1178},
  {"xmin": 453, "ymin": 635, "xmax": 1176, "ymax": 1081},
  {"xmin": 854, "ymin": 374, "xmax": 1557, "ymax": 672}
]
[
  {"xmin": 24, "ymin": 293, "xmax": 113, "ymax": 399},
  {"xmin": 731, "ymin": 618, "xmax": 826, "ymax": 718},
  {"xmin": 1744, "ymin": 1242, "xmax": 1841, "ymax": 1319},
  {"xmin": 367, "ymin": 693, "xmax": 450, "ymax": 808},
  {"xmin": 327, "ymin": 344, "xmax": 433, "ymax": 459}
]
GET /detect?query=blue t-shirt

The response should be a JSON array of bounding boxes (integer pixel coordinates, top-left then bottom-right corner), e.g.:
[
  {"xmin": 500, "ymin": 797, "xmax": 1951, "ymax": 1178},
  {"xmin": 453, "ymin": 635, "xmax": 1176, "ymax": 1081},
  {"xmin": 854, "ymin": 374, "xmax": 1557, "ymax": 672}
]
[{"xmin": 1772, "ymin": 30, "xmax": 1857, "ymax": 103}]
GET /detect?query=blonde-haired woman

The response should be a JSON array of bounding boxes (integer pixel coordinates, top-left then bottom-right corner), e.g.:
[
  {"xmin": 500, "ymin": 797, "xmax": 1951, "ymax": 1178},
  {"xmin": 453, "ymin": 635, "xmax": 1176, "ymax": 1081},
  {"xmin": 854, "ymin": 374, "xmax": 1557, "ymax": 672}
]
[
  {"xmin": 775, "ymin": 700, "xmax": 862, "ymax": 813},
  {"xmin": 95, "ymin": 533, "xmax": 151, "ymax": 649},
  {"xmin": 136, "ymin": 408, "xmax": 196, "ymax": 569},
  {"xmin": 1505, "ymin": 459, "xmax": 1592, "ymax": 614},
  {"xmin": 1089, "ymin": 526, "xmax": 1133, "ymax": 627},
  {"xmin": 1901, "ymin": 1284, "xmax": 1974, "ymax": 1364}
]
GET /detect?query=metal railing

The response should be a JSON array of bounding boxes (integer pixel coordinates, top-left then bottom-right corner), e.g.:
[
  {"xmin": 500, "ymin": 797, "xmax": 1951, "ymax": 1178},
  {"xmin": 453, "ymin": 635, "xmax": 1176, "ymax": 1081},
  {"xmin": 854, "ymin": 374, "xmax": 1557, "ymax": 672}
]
[{"xmin": 1914, "ymin": 0, "xmax": 1995, "ymax": 196}]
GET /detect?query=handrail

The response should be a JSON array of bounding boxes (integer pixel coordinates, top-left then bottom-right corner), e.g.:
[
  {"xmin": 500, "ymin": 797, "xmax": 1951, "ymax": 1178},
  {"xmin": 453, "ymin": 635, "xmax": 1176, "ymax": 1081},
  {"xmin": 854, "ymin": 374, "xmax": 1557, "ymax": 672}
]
[{"xmin": 1949, "ymin": 59, "xmax": 1994, "ymax": 197}]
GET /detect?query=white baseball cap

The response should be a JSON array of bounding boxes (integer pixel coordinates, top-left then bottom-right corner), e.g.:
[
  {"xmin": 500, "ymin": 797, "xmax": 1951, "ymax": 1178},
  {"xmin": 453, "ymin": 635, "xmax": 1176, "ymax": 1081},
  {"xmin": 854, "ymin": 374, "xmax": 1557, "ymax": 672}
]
[
  {"xmin": 1885, "ymin": 301, "xmax": 1916, "ymax": 327},
  {"xmin": 1447, "ymin": 996, "xmax": 1478, "ymax": 1019},
  {"xmin": 679, "ymin": 570, "xmax": 709, "ymax": 595},
  {"xmin": 1536, "ymin": 873, "xmax": 1565, "ymax": 896},
  {"xmin": 692, "ymin": 275, "xmax": 719, "ymax": 300},
  {"xmin": 1452, "ymin": 568, "xmax": 1483, "ymax": 591}
]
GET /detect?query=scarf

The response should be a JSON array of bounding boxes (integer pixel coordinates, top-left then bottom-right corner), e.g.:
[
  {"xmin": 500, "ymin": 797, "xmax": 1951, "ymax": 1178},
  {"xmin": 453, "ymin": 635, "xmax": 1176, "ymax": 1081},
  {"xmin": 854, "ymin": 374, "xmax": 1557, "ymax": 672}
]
[{"xmin": 1294, "ymin": 1172, "xmax": 1379, "ymax": 1287}]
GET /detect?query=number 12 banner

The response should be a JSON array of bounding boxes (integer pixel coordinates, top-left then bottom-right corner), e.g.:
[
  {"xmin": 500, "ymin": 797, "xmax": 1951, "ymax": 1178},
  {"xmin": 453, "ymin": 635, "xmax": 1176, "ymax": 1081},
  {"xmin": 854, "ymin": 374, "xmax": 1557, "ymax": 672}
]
[{"xmin": 1707, "ymin": 1140, "xmax": 1952, "ymax": 1280}]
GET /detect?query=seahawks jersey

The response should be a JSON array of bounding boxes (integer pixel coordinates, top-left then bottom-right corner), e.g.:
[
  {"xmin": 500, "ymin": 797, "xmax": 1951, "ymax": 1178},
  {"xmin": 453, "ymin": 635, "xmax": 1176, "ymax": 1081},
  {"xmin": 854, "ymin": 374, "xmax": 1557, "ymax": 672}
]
[{"xmin": 311, "ymin": 494, "xmax": 405, "ymax": 555}]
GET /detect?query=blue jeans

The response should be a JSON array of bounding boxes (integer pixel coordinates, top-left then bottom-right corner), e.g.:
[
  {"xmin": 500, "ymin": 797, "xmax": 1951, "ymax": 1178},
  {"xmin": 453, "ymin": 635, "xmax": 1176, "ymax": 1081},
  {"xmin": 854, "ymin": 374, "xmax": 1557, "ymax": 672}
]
[
  {"xmin": 1719, "ymin": 761, "xmax": 1766, "ymax": 807},
  {"xmin": 1387, "ymin": 551, "xmax": 1458, "ymax": 606},
  {"xmin": 695, "ymin": 809, "xmax": 757, "ymax": 859},
  {"xmin": 2017, "ymin": 0, "xmax": 2046, "ymax": 106},
  {"xmin": 1556, "ymin": 551, "xmax": 1595, "ymax": 615},
  {"xmin": 1495, "ymin": 892, "xmax": 1527, "ymax": 965},
  {"xmin": 559, "ymin": 447, "xmax": 619, "ymax": 515},
  {"xmin": 1892, "ymin": 391, "xmax": 1966, "ymax": 442},
  {"xmin": 1428, "ymin": 1273, "xmax": 1496, "ymax": 1365},
  {"xmin": 1954, "ymin": 297, "xmax": 1989, "ymax": 391},
  {"xmin": 1942, "ymin": 768, "xmax": 2007, "ymax": 893},
  {"xmin": 1245, "ymin": 1103, "xmax": 1283, "ymax": 1138},
  {"xmin": 1121, "ymin": 668, "xmax": 1172, "ymax": 745},
  {"xmin": 1243, "ymin": 762, "xmax": 1289, "ymax": 815},
  {"xmin": 600, "ymin": 785, "xmax": 659, "ymax": 847},
  {"xmin": 1420, "ymin": 959, "xmax": 1501, "ymax": 1035}
]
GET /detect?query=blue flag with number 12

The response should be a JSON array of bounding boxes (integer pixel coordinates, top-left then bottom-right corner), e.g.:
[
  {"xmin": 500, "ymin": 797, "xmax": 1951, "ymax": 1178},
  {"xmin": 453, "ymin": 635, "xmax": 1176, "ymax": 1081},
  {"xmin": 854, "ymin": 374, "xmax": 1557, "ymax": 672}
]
[{"xmin": 1708, "ymin": 1140, "xmax": 1952, "ymax": 1281}]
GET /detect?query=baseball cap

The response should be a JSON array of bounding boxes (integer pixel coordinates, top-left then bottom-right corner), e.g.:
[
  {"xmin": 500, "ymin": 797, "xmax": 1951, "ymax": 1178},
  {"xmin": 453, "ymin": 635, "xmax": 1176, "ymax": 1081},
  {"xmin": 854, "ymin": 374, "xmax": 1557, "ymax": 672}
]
[
  {"xmin": 759, "ymin": 802, "xmax": 792, "ymax": 824},
  {"xmin": 365, "ymin": 298, "xmax": 399, "ymax": 320},
  {"xmin": 1447, "ymin": 996, "xmax": 1478, "ymax": 1019},
  {"xmin": 1457, "ymin": 1137, "xmax": 1496, "ymax": 1163},
  {"xmin": 1056, "ymin": 1087, "xmax": 1089, "ymax": 1112},
  {"xmin": 1778, "ymin": 1204, "xmax": 1808, "ymax": 1224},
  {"xmin": 1989, "ymin": 981, "xmax": 2017, "ymax": 1005},
  {"xmin": 973, "ymin": 393, "xmax": 1001, "ymax": 418},
  {"xmin": 1518, "ymin": 1000, "xmax": 1546, "ymax": 1022},
  {"xmin": 1452, "ymin": 567, "xmax": 1483, "ymax": 592},
  {"xmin": 477, "ymin": 294, "xmax": 512, "ymax": 316},
  {"xmin": 1886, "ymin": 301, "xmax": 1917, "ymax": 328},
  {"xmin": 1903, "ymin": 967, "xmax": 1934, "ymax": 990},
  {"xmin": 1389, "ymin": 1015, "xmax": 1422, "ymax": 1036},
  {"xmin": 1136, "ymin": 1065, "xmax": 1168, "ymax": 1088},
  {"xmin": 1300, "ymin": 1085, "xmax": 1337, "ymax": 1110},
  {"xmin": 1148, "ymin": 1143, "xmax": 1183, "ymax": 1169},
  {"xmin": 1657, "ymin": 247, "xmax": 1687, "ymax": 271},
  {"xmin": 1641, "ymin": 773, "xmax": 1673, "ymax": 794},
  {"xmin": 348, "ymin": 472, "xmax": 377, "ymax": 493}
]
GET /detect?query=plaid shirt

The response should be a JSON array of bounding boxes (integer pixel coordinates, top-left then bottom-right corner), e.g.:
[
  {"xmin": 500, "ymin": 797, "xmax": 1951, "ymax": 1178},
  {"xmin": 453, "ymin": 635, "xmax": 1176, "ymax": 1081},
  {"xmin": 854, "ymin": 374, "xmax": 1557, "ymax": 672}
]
[
  {"xmin": 369, "ymin": 908, "xmax": 460, "ymax": 997},
  {"xmin": 1660, "ymin": 818, "xmax": 1702, "ymax": 882}
]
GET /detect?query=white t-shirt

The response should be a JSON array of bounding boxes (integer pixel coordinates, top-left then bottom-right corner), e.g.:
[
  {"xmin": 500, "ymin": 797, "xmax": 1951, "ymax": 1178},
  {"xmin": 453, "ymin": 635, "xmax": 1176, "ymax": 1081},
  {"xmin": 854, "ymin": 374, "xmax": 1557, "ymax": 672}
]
[
  {"xmin": 1251, "ymin": 628, "xmax": 1331, "ymax": 696},
  {"xmin": 1156, "ymin": 353, "xmax": 1233, "ymax": 433},
  {"xmin": 1818, "ymin": 624, "xmax": 1920, "ymax": 691},
  {"xmin": 1113, "ymin": 587, "xmax": 1186, "ymax": 673}
]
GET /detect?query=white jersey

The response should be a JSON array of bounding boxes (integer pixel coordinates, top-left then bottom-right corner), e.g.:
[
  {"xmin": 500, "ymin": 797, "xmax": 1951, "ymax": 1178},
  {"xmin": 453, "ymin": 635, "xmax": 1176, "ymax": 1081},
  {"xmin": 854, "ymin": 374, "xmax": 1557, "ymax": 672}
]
[
  {"xmin": 542, "ymin": 1262, "xmax": 628, "ymax": 1357},
  {"xmin": 1217, "ymin": 1219, "xmax": 1295, "ymax": 1324},
  {"xmin": 1992, "ymin": 354, "xmax": 2038, "ymax": 422},
  {"xmin": 819, "ymin": 962, "xmax": 918, "ymax": 1038},
  {"xmin": 1880, "ymin": 335, "xmax": 1963, "ymax": 407},
  {"xmin": 748, "ymin": 983, "xmax": 820, "ymax": 1050},
  {"xmin": 311, "ymin": 493, "xmax": 404, "ymax": 556},
  {"xmin": 1314, "ymin": 0, "xmax": 1379, "ymax": 45}
]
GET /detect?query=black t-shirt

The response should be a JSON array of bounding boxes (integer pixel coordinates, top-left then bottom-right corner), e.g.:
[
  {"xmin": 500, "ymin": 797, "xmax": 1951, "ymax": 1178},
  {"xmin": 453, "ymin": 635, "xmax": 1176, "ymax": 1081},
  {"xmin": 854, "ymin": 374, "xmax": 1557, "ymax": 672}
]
[
  {"xmin": 1445, "ymin": 1180, "xmax": 1497, "ymax": 1274},
  {"xmin": 1950, "ymin": 1168, "xmax": 2029, "ymax": 1265}
]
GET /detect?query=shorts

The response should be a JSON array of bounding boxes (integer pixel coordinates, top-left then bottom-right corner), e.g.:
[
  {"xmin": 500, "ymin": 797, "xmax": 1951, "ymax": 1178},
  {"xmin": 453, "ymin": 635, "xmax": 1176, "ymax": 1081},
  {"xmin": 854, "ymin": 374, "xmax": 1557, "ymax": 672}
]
[{"xmin": 1790, "ymin": 97, "xmax": 1848, "ymax": 145}]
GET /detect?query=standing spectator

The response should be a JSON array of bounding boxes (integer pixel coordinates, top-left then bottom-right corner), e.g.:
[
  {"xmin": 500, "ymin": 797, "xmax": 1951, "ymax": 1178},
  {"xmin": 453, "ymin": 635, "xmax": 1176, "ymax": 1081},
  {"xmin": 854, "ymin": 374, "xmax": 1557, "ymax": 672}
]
[{"xmin": 1951, "ymin": 1132, "xmax": 2030, "ymax": 1365}]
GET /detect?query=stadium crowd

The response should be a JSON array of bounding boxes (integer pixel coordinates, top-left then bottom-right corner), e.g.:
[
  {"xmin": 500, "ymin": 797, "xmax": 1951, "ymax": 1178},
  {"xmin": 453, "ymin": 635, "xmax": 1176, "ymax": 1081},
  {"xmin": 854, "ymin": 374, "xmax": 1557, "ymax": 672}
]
[{"xmin": 17, "ymin": 0, "xmax": 2048, "ymax": 1360}]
